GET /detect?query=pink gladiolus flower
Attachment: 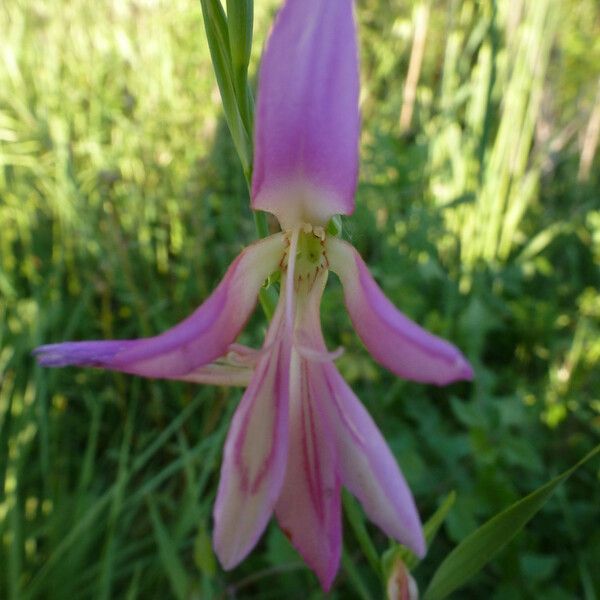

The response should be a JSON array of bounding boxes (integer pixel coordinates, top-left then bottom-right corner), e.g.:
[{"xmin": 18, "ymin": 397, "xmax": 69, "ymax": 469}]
[{"xmin": 34, "ymin": 0, "xmax": 473, "ymax": 590}]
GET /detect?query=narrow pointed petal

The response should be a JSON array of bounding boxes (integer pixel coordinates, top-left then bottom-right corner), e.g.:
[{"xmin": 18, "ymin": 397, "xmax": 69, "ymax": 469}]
[
  {"xmin": 251, "ymin": 0, "xmax": 359, "ymax": 228},
  {"xmin": 293, "ymin": 266, "xmax": 424, "ymax": 557},
  {"xmin": 213, "ymin": 306, "xmax": 291, "ymax": 569},
  {"xmin": 328, "ymin": 238, "xmax": 474, "ymax": 385},
  {"xmin": 321, "ymin": 363, "xmax": 426, "ymax": 557},
  {"xmin": 33, "ymin": 234, "xmax": 284, "ymax": 380},
  {"xmin": 275, "ymin": 353, "xmax": 341, "ymax": 591}
]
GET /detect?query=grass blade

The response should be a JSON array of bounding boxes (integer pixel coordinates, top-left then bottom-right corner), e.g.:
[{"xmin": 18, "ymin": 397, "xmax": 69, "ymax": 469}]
[
  {"xmin": 147, "ymin": 495, "xmax": 190, "ymax": 600},
  {"xmin": 423, "ymin": 443, "xmax": 600, "ymax": 600}
]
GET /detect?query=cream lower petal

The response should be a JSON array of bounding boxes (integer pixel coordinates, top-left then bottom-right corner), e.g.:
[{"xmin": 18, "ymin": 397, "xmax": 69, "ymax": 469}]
[{"xmin": 213, "ymin": 306, "xmax": 291, "ymax": 570}]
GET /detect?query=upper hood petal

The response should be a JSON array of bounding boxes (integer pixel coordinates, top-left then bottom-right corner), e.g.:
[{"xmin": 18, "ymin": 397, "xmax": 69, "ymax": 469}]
[
  {"xmin": 251, "ymin": 0, "xmax": 359, "ymax": 228},
  {"xmin": 328, "ymin": 238, "xmax": 474, "ymax": 385},
  {"xmin": 33, "ymin": 233, "xmax": 284, "ymax": 380}
]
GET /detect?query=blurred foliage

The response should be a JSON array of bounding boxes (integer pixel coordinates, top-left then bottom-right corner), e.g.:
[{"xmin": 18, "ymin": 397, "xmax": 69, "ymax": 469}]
[{"xmin": 0, "ymin": 0, "xmax": 599, "ymax": 598}]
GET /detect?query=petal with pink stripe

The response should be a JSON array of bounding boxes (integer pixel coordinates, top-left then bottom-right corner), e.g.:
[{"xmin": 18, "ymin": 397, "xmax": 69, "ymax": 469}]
[
  {"xmin": 275, "ymin": 354, "xmax": 341, "ymax": 591},
  {"xmin": 213, "ymin": 306, "xmax": 291, "ymax": 569}
]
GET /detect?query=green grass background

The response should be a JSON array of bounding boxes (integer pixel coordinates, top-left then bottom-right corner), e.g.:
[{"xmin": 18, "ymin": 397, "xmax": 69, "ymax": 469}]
[{"xmin": 1, "ymin": 0, "xmax": 599, "ymax": 597}]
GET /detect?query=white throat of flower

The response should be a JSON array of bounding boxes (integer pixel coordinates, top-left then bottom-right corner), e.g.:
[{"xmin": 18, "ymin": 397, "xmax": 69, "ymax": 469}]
[
  {"xmin": 280, "ymin": 223, "xmax": 342, "ymax": 363},
  {"xmin": 283, "ymin": 223, "xmax": 327, "ymax": 331}
]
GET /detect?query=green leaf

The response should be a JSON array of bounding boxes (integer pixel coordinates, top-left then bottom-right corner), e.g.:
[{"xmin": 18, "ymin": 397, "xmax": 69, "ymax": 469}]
[
  {"xmin": 423, "ymin": 443, "xmax": 600, "ymax": 600},
  {"xmin": 226, "ymin": 0, "xmax": 252, "ymax": 73},
  {"xmin": 417, "ymin": 492, "xmax": 457, "ymax": 563}
]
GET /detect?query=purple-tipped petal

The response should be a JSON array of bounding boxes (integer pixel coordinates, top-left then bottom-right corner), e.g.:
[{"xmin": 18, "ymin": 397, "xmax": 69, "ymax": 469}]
[
  {"xmin": 34, "ymin": 234, "xmax": 284, "ymax": 380},
  {"xmin": 213, "ymin": 306, "xmax": 291, "ymax": 569},
  {"xmin": 328, "ymin": 238, "xmax": 474, "ymax": 385},
  {"xmin": 275, "ymin": 354, "xmax": 341, "ymax": 591},
  {"xmin": 252, "ymin": 0, "xmax": 359, "ymax": 229},
  {"xmin": 321, "ymin": 363, "xmax": 426, "ymax": 557},
  {"xmin": 34, "ymin": 340, "xmax": 134, "ymax": 368}
]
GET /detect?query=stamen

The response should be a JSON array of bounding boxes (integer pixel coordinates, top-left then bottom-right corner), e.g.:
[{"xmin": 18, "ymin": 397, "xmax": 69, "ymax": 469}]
[
  {"xmin": 313, "ymin": 226, "xmax": 325, "ymax": 241},
  {"xmin": 294, "ymin": 330, "xmax": 344, "ymax": 363},
  {"xmin": 227, "ymin": 343, "xmax": 274, "ymax": 366},
  {"xmin": 295, "ymin": 343, "xmax": 344, "ymax": 363}
]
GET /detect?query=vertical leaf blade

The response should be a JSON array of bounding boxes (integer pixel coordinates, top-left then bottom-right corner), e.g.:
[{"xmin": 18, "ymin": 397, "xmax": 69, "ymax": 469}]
[
  {"xmin": 199, "ymin": 0, "xmax": 251, "ymax": 173},
  {"xmin": 226, "ymin": 0, "xmax": 254, "ymax": 129}
]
